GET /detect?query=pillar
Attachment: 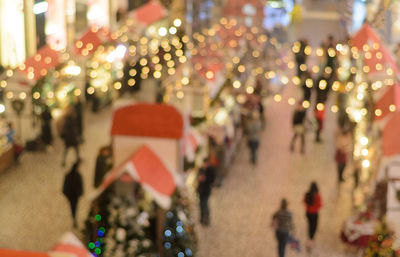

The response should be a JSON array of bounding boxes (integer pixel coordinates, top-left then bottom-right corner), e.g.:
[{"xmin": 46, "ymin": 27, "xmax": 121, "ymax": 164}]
[{"xmin": 24, "ymin": 0, "xmax": 37, "ymax": 57}]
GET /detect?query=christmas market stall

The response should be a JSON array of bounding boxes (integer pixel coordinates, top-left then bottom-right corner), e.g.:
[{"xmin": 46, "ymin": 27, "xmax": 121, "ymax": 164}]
[
  {"xmin": 1, "ymin": 45, "xmax": 62, "ymax": 144},
  {"xmin": 75, "ymin": 26, "xmax": 121, "ymax": 112},
  {"xmin": 85, "ymin": 103, "xmax": 197, "ymax": 257},
  {"xmin": 0, "ymin": 232, "xmax": 91, "ymax": 257}
]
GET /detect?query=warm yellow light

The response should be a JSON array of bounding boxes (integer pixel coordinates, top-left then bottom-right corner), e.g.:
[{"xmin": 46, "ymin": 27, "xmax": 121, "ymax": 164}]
[
  {"xmin": 316, "ymin": 48, "xmax": 324, "ymax": 57},
  {"xmin": 328, "ymin": 48, "xmax": 336, "ymax": 57},
  {"xmin": 300, "ymin": 64, "xmax": 307, "ymax": 72},
  {"xmin": 167, "ymin": 60, "xmax": 175, "ymax": 68},
  {"xmin": 389, "ymin": 104, "xmax": 396, "ymax": 112},
  {"xmin": 387, "ymin": 68, "xmax": 394, "ymax": 76},
  {"xmin": 376, "ymin": 63, "xmax": 383, "ymax": 71},
  {"xmin": 181, "ymin": 77, "xmax": 189, "ymax": 85},
  {"xmin": 142, "ymin": 67, "xmax": 150, "ymax": 74},
  {"xmin": 176, "ymin": 91, "xmax": 184, "ymax": 99},
  {"xmin": 233, "ymin": 80, "xmax": 241, "ymax": 88},
  {"xmin": 376, "ymin": 52, "xmax": 383, "ymax": 59},
  {"xmin": 316, "ymin": 103, "xmax": 325, "ymax": 111},
  {"xmin": 179, "ymin": 56, "xmax": 187, "ymax": 63},
  {"xmin": 331, "ymin": 105, "xmax": 339, "ymax": 113},
  {"xmin": 19, "ymin": 92, "xmax": 27, "ymax": 100},
  {"xmin": 306, "ymin": 79, "xmax": 313, "ymax": 88},
  {"xmin": 246, "ymin": 87, "xmax": 255, "ymax": 94},
  {"xmin": 252, "ymin": 50, "xmax": 260, "ymax": 58},
  {"xmin": 280, "ymin": 76, "xmax": 289, "ymax": 85},
  {"xmin": 274, "ymin": 94, "xmax": 282, "ymax": 102},
  {"xmin": 363, "ymin": 44, "xmax": 369, "ymax": 51},
  {"xmin": 361, "ymin": 108, "xmax": 368, "ymax": 116},
  {"xmin": 31, "ymin": 91, "xmax": 40, "ymax": 100},
  {"xmin": 74, "ymin": 89, "xmax": 81, "ymax": 96},
  {"xmin": 365, "ymin": 52, "xmax": 372, "ymax": 59},
  {"xmin": 288, "ymin": 98, "xmax": 296, "ymax": 105},
  {"xmin": 302, "ymin": 100, "xmax": 310, "ymax": 109},
  {"xmin": 292, "ymin": 76, "xmax": 301, "ymax": 85},
  {"xmin": 153, "ymin": 71, "xmax": 162, "ymax": 79},
  {"xmin": 238, "ymin": 65, "xmax": 246, "ymax": 73},
  {"xmin": 375, "ymin": 109, "xmax": 382, "ymax": 117},
  {"xmin": 206, "ymin": 71, "xmax": 214, "ymax": 79},
  {"xmin": 114, "ymin": 82, "xmax": 122, "ymax": 90},
  {"xmin": 319, "ymin": 80, "xmax": 327, "ymax": 90},
  {"xmin": 87, "ymin": 87, "xmax": 95, "ymax": 95},
  {"xmin": 47, "ymin": 91, "xmax": 55, "ymax": 98},
  {"xmin": 312, "ymin": 65, "xmax": 320, "ymax": 74},
  {"xmin": 287, "ymin": 61, "xmax": 295, "ymax": 69},
  {"xmin": 0, "ymin": 80, "xmax": 7, "ymax": 88},
  {"xmin": 304, "ymin": 46, "xmax": 312, "ymax": 55},
  {"xmin": 362, "ymin": 160, "xmax": 370, "ymax": 168},
  {"xmin": 362, "ymin": 149, "xmax": 369, "ymax": 156},
  {"xmin": 360, "ymin": 137, "xmax": 369, "ymax": 146},
  {"xmin": 332, "ymin": 81, "xmax": 340, "ymax": 91},
  {"xmin": 232, "ymin": 56, "xmax": 240, "ymax": 64},
  {"xmin": 325, "ymin": 66, "xmax": 332, "ymax": 74},
  {"xmin": 128, "ymin": 79, "xmax": 136, "ymax": 87},
  {"xmin": 168, "ymin": 68, "xmax": 176, "ymax": 75}
]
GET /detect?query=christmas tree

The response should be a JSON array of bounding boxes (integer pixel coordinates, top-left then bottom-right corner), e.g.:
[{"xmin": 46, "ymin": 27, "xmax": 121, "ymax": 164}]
[
  {"xmin": 162, "ymin": 192, "xmax": 197, "ymax": 257},
  {"xmin": 364, "ymin": 221, "xmax": 400, "ymax": 257}
]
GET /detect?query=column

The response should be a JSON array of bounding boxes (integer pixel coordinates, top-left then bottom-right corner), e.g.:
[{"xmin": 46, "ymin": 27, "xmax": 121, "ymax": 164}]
[{"xmin": 24, "ymin": 0, "xmax": 37, "ymax": 57}]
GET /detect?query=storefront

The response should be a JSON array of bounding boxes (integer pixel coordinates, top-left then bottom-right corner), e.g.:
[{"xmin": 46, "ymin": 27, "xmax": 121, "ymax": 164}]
[{"xmin": 0, "ymin": 0, "xmax": 26, "ymax": 68}]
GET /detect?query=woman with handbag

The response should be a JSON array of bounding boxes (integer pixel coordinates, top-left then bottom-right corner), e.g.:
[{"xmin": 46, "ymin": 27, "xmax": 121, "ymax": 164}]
[{"xmin": 304, "ymin": 182, "xmax": 322, "ymax": 251}]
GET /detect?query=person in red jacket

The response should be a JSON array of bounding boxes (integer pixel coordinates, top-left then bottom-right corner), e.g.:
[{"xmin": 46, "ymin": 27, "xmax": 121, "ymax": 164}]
[{"xmin": 304, "ymin": 182, "xmax": 322, "ymax": 250}]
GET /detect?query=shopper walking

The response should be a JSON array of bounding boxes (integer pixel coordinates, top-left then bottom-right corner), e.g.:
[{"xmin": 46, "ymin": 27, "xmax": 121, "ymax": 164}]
[
  {"xmin": 272, "ymin": 199, "xmax": 295, "ymax": 257},
  {"xmin": 304, "ymin": 182, "xmax": 322, "ymax": 250},
  {"xmin": 41, "ymin": 105, "xmax": 53, "ymax": 147},
  {"xmin": 335, "ymin": 128, "xmax": 351, "ymax": 183},
  {"xmin": 74, "ymin": 96, "xmax": 84, "ymax": 142},
  {"xmin": 61, "ymin": 107, "xmax": 80, "ymax": 167},
  {"xmin": 290, "ymin": 103, "xmax": 307, "ymax": 153},
  {"xmin": 197, "ymin": 158, "xmax": 216, "ymax": 226},
  {"xmin": 246, "ymin": 111, "xmax": 262, "ymax": 165},
  {"xmin": 295, "ymin": 39, "xmax": 308, "ymax": 77},
  {"xmin": 94, "ymin": 146, "xmax": 113, "ymax": 188},
  {"xmin": 314, "ymin": 107, "xmax": 325, "ymax": 143},
  {"xmin": 62, "ymin": 161, "xmax": 83, "ymax": 228}
]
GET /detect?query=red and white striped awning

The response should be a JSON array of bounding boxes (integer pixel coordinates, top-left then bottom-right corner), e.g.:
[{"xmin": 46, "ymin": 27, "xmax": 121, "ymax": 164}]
[{"xmin": 95, "ymin": 145, "xmax": 181, "ymax": 209}]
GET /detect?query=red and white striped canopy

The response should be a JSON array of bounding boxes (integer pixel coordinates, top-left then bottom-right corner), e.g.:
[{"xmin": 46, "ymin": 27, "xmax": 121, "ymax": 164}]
[{"xmin": 96, "ymin": 145, "xmax": 181, "ymax": 209}]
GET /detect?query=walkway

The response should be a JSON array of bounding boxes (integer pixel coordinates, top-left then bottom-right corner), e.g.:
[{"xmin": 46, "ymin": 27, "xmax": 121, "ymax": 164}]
[{"xmin": 196, "ymin": 0, "xmax": 353, "ymax": 256}]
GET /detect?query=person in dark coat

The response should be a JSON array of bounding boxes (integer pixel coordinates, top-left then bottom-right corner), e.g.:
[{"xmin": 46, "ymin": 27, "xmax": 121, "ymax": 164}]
[
  {"xmin": 74, "ymin": 97, "xmax": 83, "ymax": 141},
  {"xmin": 61, "ymin": 107, "xmax": 80, "ymax": 167},
  {"xmin": 94, "ymin": 146, "xmax": 113, "ymax": 188},
  {"xmin": 63, "ymin": 161, "xmax": 83, "ymax": 227},
  {"xmin": 295, "ymin": 39, "xmax": 308, "ymax": 77},
  {"xmin": 290, "ymin": 103, "xmax": 307, "ymax": 153},
  {"xmin": 197, "ymin": 158, "xmax": 216, "ymax": 226},
  {"xmin": 301, "ymin": 71, "xmax": 312, "ymax": 102},
  {"xmin": 41, "ymin": 105, "xmax": 53, "ymax": 146}
]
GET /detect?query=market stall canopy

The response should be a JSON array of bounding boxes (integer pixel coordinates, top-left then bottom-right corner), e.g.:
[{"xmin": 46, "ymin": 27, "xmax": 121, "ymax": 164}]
[
  {"xmin": 111, "ymin": 103, "xmax": 184, "ymax": 139},
  {"xmin": 382, "ymin": 111, "xmax": 400, "ymax": 157},
  {"xmin": 0, "ymin": 249, "xmax": 49, "ymax": 257},
  {"xmin": 75, "ymin": 27, "xmax": 112, "ymax": 56},
  {"xmin": 129, "ymin": 0, "xmax": 167, "ymax": 25},
  {"xmin": 50, "ymin": 232, "xmax": 91, "ymax": 257},
  {"xmin": 183, "ymin": 128, "xmax": 205, "ymax": 162},
  {"xmin": 352, "ymin": 23, "xmax": 399, "ymax": 75},
  {"xmin": 374, "ymin": 84, "xmax": 400, "ymax": 121},
  {"xmin": 18, "ymin": 45, "xmax": 61, "ymax": 81},
  {"xmin": 97, "ymin": 145, "xmax": 180, "ymax": 209}
]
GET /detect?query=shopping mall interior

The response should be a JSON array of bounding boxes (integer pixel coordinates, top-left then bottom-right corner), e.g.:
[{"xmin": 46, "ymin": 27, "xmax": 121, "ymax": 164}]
[{"xmin": 0, "ymin": 0, "xmax": 400, "ymax": 256}]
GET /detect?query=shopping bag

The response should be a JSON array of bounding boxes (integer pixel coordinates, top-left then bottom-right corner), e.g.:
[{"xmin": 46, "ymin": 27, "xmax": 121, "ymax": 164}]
[{"xmin": 288, "ymin": 235, "xmax": 301, "ymax": 252}]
